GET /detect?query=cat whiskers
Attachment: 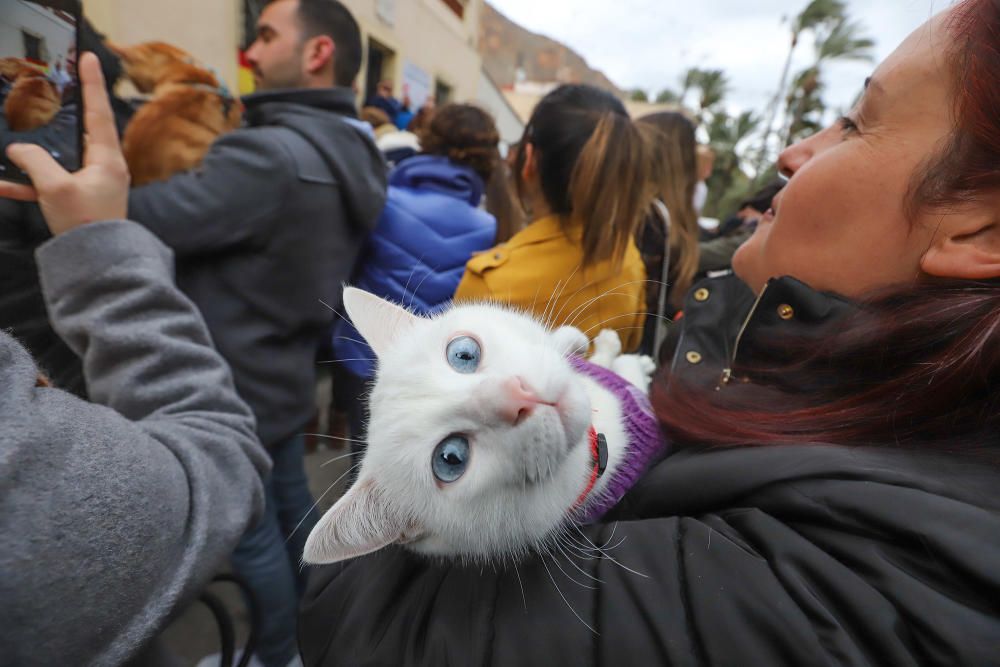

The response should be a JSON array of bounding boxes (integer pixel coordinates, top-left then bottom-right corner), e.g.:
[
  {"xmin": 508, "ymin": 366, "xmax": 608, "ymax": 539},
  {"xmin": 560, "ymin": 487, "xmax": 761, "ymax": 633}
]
[
  {"xmin": 552, "ymin": 537, "xmax": 604, "ymax": 583},
  {"xmin": 541, "ymin": 263, "xmax": 584, "ymax": 329},
  {"xmin": 562, "ymin": 278, "xmax": 672, "ymax": 330},
  {"xmin": 543, "ymin": 543, "xmax": 598, "ymax": 590},
  {"xmin": 401, "ymin": 256, "xmax": 428, "ymax": 308},
  {"xmin": 406, "ymin": 268, "xmax": 436, "ymax": 310},
  {"xmin": 540, "ymin": 553, "xmax": 598, "ymax": 635},
  {"xmin": 571, "ymin": 524, "xmax": 647, "ymax": 579},
  {"xmin": 510, "ymin": 555, "xmax": 528, "ymax": 613},
  {"xmin": 539, "ymin": 275, "xmax": 566, "ymax": 330},
  {"xmin": 333, "ymin": 335, "xmax": 370, "ymax": 347},
  {"xmin": 317, "ymin": 358, "xmax": 376, "ymax": 364},
  {"xmin": 563, "ymin": 278, "xmax": 665, "ymax": 328}
]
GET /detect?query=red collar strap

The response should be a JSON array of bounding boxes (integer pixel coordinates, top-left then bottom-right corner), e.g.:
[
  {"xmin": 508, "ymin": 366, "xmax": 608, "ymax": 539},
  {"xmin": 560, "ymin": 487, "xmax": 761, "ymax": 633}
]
[{"xmin": 573, "ymin": 426, "xmax": 608, "ymax": 510}]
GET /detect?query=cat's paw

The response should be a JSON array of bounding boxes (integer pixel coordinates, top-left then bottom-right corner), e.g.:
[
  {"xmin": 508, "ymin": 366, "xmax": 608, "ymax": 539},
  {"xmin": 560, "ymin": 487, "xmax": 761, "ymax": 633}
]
[
  {"xmin": 552, "ymin": 326, "xmax": 589, "ymax": 356},
  {"xmin": 611, "ymin": 354, "xmax": 657, "ymax": 393},
  {"xmin": 589, "ymin": 329, "xmax": 623, "ymax": 368}
]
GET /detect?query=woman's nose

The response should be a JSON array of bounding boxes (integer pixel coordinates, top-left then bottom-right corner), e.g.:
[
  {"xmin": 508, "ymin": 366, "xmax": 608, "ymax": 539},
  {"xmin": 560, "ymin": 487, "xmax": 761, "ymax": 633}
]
[
  {"xmin": 777, "ymin": 140, "xmax": 811, "ymax": 178},
  {"xmin": 777, "ymin": 124, "xmax": 838, "ymax": 178}
]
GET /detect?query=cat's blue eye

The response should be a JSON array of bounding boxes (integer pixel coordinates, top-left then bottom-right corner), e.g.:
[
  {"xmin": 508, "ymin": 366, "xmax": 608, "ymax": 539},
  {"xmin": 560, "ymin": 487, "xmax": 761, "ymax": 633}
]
[
  {"xmin": 446, "ymin": 336, "xmax": 481, "ymax": 373},
  {"xmin": 432, "ymin": 435, "xmax": 470, "ymax": 483}
]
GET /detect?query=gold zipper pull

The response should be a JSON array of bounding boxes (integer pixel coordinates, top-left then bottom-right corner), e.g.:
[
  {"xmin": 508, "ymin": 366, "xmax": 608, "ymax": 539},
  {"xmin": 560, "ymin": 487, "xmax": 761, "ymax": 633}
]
[{"xmin": 717, "ymin": 368, "xmax": 733, "ymax": 391}]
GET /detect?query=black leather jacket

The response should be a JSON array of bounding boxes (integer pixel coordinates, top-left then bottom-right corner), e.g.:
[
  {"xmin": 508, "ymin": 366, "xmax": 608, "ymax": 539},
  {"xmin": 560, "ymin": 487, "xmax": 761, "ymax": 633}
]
[
  {"xmin": 299, "ymin": 276, "xmax": 1000, "ymax": 666},
  {"xmin": 665, "ymin": 272, "xmax": 854, "ymax": 390}
]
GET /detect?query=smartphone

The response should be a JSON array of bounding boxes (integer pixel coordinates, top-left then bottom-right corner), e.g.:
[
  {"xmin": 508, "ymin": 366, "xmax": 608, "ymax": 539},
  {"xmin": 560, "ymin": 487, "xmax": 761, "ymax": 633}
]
[{"xmin": 0, "ymin": 0, "xmax": 82, "ymax": 184}]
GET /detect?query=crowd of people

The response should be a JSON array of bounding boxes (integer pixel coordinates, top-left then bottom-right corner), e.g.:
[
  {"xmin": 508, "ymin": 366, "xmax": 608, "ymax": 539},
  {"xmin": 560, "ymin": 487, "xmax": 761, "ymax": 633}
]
[{"xmin": 1, "ymin": 0, "xmax": 999, "ymax": 665}]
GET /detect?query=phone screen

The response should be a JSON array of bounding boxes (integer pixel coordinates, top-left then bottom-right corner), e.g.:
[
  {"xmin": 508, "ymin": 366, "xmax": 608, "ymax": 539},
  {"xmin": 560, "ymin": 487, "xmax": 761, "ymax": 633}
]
[{"xmin": 0, "ymin": 0, "xmax": 82, "ymax": 184}]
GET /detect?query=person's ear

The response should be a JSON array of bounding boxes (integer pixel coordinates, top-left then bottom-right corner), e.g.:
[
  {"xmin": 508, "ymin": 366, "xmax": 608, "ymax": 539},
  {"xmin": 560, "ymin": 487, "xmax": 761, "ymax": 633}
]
[
  {"xmin": 520, "ymin": 142, "xmax": 537, "ymax": 185},
  {"xmin": 304, "ymin": 35, "xmax": 335, "ymax": 76},
  {"xmin": 921, "ymin": 203, "xmax": 1000, "ymax": 280}
]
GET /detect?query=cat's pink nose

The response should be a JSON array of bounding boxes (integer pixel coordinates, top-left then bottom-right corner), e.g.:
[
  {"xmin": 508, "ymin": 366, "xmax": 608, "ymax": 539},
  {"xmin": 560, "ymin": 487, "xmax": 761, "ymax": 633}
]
[{"xmin": 498, "ymin": 376, "xmax": 543, "ymax": 425}]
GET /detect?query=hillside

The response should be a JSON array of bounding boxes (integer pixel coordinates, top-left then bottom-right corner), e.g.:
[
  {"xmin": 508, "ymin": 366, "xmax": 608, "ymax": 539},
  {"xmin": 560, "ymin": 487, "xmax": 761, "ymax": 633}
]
[{"xmin": 478, "ymin": 3, "xmax": 621, "ymax": 94}]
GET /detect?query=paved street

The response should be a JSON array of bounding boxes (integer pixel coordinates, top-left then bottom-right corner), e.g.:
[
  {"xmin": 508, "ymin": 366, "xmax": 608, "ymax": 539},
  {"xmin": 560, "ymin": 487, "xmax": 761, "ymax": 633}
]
[{"xmin": 162, "ymin": 436, "xmax": 354, "ymax": 665}]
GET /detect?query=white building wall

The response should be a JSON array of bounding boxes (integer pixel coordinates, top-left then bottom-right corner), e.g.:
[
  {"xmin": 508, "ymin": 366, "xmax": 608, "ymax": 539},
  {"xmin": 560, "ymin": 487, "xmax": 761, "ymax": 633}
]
[
  {"xmin": 1, "ymin": 0, "xmax": 75, "ymax": 65},
  {"xmin": 341, "ymin": 0, "xmax": 484, "ymax": 105},
  {"xmin": 476, "ymin": 69, "xmax": 524, "ymax": 146}
]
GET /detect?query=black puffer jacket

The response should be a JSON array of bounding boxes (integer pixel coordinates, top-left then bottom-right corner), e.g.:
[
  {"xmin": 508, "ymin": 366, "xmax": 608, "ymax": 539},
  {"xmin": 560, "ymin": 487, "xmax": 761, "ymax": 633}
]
[{"xmin": 299, "ymin": 276, "xmax": 1000, "ymax": 666}]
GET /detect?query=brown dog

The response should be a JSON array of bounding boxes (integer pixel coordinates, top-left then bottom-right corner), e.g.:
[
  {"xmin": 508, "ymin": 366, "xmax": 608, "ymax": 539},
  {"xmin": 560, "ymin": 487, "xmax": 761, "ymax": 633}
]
[
  {"xmin": 1, "ymin": 58, "xmax": 60, "ymax": 132},
  {"xmin": 107, "ymin": 41, "xmax": 243, "ymax": 186}
]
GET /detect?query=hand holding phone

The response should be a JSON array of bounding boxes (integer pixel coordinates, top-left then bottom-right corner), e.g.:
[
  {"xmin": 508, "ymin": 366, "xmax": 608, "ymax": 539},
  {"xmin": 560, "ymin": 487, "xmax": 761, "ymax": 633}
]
[{"xmin": 0, "ymin": 52, "xmax": 128, "ymax": 235}]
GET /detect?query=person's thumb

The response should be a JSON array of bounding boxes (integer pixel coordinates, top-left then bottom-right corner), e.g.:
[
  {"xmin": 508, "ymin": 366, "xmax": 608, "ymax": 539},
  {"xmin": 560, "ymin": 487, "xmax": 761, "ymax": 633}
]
[{"xmin": 6, "ymin": 144, "xmax": 68, "ymax": 188}]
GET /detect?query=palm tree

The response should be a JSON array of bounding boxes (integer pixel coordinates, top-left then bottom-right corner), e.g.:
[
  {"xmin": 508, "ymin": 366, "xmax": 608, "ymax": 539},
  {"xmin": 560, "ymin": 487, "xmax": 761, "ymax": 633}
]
[
  {"xmin": 704, "ymin": 110, "xmax": 761, "ymax": 217},
  {"xmin": 782, "ymin": 17, "xmax": 874, "ymax": 144},
  {"xmin": 783, "ymin": 67, "xmax": 825, "ymax": 143},
  {"xmin": 815, "ymin": 18, "xmax": 875, "ymax": 63},
  {"xmin": 696, "ymin": 69, "xmax": 729, "ymax": 125},
  {"xmin": 753, "ymin": 0, "xmax": 847, "ymax": 178},
  {"xmin": 679, "ymin": 67, "xmax": 702, "ymax": 107}
]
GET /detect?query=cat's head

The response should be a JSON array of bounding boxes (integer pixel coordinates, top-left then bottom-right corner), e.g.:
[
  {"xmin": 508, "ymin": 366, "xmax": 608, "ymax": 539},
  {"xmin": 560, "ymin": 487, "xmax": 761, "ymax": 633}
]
[
  {"xmin": 106, "ymin": 41, "xmax": 219, "ymax": 93},
  {"xmin": 304, "ymin": 289, "xmax": 597, "ymax": 564}
]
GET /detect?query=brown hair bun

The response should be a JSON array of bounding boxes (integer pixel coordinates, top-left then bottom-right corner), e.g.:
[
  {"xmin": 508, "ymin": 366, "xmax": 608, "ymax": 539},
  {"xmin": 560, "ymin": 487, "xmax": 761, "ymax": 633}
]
[{"xmin": 418, "ymin": 103, "xmax": 501, "ymax": 184}]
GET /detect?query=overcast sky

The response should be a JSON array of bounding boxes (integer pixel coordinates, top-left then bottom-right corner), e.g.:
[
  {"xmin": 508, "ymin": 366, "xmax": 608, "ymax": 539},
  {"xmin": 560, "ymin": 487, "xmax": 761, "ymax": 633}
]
[{"xmin": 488, "ymin": 0, "xmax": 946, "ymax": 117}]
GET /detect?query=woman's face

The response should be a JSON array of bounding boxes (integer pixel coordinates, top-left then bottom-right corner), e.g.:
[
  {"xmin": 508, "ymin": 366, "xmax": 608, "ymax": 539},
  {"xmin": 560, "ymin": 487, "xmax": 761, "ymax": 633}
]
[{"xmin": 733, "ymin": 12, "xmax": 963, "ymax": 296}]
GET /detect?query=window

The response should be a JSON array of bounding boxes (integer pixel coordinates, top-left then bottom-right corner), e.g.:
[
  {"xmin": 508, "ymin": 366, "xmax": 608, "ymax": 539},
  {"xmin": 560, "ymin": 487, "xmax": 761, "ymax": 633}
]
[
  {"xmin": 441, "ymin": 0, "xmax": 465, "ymax": 19},
  {"xmin": 22, "ymin": 32, "xmax": 43, "ymax": 62},
  {"xmin": 434, "ymin": 78, "xmax": 453, "ymax": 106}
]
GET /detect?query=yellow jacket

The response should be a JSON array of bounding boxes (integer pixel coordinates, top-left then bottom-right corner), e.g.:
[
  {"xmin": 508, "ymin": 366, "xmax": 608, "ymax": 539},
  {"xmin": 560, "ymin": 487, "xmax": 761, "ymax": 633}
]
[{"xmin": 454, "ymin": 215, "xmax": 647, "ymax": 351}]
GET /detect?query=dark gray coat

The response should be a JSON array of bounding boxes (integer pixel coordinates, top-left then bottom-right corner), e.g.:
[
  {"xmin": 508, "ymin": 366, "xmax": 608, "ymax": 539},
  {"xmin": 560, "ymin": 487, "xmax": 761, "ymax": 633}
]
[{"xmin": 128, "ymin": 88, "xmax": 387, "ymax": 447}]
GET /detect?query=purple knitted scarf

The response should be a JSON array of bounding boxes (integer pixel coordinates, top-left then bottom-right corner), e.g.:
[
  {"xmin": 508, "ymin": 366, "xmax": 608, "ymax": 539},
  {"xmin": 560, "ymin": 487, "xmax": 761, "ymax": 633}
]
[{"xmin": 568, "ymin": 355, "xmax": 667, "ymax": 523}]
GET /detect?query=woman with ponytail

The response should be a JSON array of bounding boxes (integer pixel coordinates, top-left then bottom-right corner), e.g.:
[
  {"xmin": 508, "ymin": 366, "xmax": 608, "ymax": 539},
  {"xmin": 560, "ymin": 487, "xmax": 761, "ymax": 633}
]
[
  {"xmin": 635, "ymin": 111, "xmax": 702, "ymax": 356},
  {"xmin": 302, "ymin": 4, "xmax": 1000, "ymax": 664},
  {"xmin": 454, "ymin": 84, "xmax": 653, "ymax": 351}
]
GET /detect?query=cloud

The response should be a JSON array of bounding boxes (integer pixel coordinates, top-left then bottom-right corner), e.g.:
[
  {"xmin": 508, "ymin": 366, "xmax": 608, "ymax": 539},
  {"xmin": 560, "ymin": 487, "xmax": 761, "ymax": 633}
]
[{"xmin": 488, "ymin": 0, "xmax": 944, "ymax": 116}]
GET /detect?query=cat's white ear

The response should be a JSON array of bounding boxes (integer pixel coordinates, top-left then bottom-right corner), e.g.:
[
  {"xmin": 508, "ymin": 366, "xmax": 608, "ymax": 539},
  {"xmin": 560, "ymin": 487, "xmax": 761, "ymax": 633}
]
[
  {"xmin": 343, "ymin": 287, "xmax": 421, "ymax": 358},
  {"xmin": 303, "ymin": 478, "xmax": 421, "ymax": 564}
]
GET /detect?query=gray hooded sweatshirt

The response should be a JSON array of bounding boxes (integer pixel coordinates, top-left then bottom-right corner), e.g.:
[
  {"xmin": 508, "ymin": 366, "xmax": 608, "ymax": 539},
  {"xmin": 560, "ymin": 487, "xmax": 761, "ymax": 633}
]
[
  {"xmin": 0, "ymin": 221, "xmax": 269, "ymax": 666},
  {"xmin": 128, "ymin": 87, "xmax": 388, "ymax": 447}
]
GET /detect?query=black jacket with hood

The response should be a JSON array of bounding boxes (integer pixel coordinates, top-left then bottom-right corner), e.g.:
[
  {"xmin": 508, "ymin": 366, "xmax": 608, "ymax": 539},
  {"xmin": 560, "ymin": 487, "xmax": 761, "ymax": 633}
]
[
  {"xmin": 128, "ymin": 88, "xmax": 386, "ymax": 447},
  {"xmin": 299, "ymin": 274, "xmax": 1000, "ymax": 666}
]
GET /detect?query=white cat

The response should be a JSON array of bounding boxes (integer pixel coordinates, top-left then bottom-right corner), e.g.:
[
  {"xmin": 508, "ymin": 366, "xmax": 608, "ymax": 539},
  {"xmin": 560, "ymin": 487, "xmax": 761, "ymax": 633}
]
[{"xmin": 303, "ymin": 288, "xmax": 664, "ymax": 565}]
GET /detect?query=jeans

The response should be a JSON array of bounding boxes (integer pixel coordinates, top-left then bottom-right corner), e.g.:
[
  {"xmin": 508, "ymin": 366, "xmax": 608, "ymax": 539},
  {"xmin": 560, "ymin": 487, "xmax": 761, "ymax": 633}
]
[{"xmin": 231, "ymin": 434, "xmax": 319, "ymax": 667}]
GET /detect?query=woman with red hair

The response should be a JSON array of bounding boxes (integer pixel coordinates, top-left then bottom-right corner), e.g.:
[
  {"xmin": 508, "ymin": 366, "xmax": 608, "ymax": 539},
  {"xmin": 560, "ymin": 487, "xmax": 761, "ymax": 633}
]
[{"xmin": 300, "ymin": 3, "xmax": 1000, "ymax": 664}]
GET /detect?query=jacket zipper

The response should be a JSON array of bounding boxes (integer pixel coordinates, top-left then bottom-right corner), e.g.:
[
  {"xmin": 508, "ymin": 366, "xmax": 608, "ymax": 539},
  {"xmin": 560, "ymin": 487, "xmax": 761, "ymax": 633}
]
[{"xmin": 719, "ymin": 280, "xmax": 770, "ymax": 388}]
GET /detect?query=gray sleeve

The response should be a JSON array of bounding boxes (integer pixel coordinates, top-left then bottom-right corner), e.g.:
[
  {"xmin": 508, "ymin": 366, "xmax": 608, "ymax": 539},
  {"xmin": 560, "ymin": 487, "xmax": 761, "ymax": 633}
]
[
  {"xmin": 0, "ymin": 220, "xmax": 269, "ymax": 666},
  {"xmin": 128, "ymin": 130, "xmax": 294, "ymax": 257}
]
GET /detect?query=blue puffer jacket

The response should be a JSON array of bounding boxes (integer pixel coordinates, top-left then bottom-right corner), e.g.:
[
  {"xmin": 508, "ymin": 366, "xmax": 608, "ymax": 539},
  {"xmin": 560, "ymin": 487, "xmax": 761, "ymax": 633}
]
[{"xmin": 333, "ymin": 155, "xmax": 497, "ymax": 377}]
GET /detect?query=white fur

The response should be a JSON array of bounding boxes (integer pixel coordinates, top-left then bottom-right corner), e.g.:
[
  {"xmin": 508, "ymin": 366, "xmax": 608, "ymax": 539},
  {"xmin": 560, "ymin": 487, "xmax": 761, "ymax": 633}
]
[{"xmin": 303, "ymin": 289, "xmax": 653, "ymax": 564}]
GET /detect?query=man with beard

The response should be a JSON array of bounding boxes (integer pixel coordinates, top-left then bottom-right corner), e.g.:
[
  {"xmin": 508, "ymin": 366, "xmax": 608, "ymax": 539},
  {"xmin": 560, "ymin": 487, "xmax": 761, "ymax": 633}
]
[{"xmin": 126, "ymin": 2, "xmax": 387, "ymax": 666}]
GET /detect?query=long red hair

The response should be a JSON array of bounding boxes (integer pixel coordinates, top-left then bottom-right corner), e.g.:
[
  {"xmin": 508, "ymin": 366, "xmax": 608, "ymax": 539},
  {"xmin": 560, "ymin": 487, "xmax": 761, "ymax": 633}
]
[{"xmin": 655, "ymin": 0, "xmax": 1000, "ymax": 450}]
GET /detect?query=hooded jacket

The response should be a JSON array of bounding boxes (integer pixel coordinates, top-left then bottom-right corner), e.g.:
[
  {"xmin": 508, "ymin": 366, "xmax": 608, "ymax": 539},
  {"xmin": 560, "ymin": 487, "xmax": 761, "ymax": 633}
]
[
  {"xmin": 299, "ymin": 275, "xmax": 1000, "ymax": 666},
  {"xmin": 333, "ymin": 155, "xmax": 497, "ymax": 377},
  {"xmin": 128, "ymin": 88, "xmax": 387, "ymax": 447},
  {"xmin": 1, "ymin": 221, "xmax": 267, "ymax": 666}
]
